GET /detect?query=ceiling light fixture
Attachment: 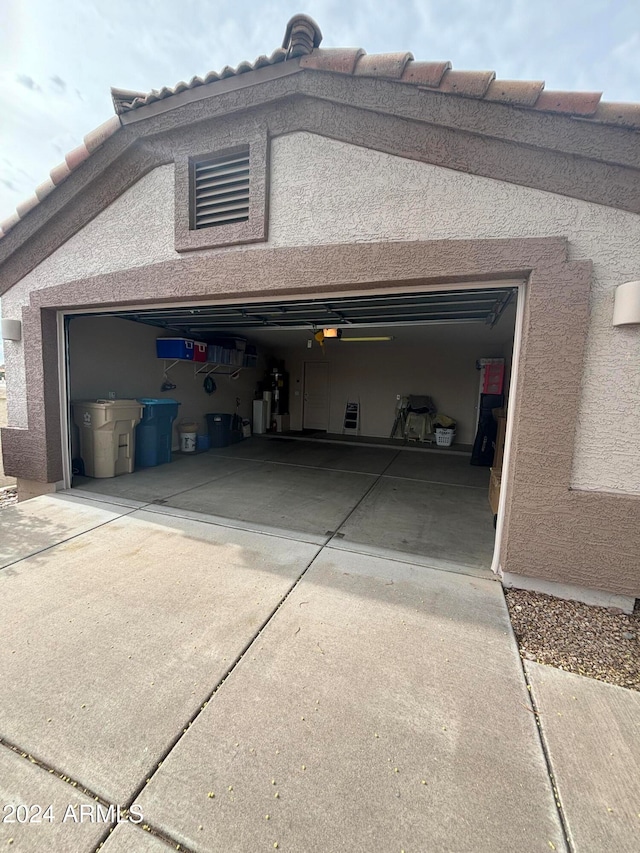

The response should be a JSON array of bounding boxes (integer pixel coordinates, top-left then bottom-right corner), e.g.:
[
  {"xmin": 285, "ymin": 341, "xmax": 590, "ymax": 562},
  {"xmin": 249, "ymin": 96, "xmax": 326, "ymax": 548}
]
[
  {"xmin": 340, "ymin": 336, "xmax": 394, "ymax": 342},
  {"xmin": 318, "ymin": 328, "xmax": 393, "ymax": 342}
]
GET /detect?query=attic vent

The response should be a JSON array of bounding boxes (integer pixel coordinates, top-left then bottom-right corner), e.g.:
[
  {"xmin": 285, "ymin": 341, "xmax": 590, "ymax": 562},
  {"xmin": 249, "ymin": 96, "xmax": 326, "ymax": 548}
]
[{"xmin": 192, "ymin": 147, "xmax": 250, "ymax": 229}]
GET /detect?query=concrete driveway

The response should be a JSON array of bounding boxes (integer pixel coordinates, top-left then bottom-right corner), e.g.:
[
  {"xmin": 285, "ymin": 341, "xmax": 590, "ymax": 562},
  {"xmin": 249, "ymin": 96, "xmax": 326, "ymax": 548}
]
[{"xmin": 0, "ymin": 449, "xmax": 638, "ymax": 851}]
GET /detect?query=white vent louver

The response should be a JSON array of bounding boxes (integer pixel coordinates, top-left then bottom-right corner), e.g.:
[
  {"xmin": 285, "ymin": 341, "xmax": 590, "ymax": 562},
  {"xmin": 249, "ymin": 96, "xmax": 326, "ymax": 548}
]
[{"xmin": 193, "ymin": 148, "xmax": 250, "ymax": 229}]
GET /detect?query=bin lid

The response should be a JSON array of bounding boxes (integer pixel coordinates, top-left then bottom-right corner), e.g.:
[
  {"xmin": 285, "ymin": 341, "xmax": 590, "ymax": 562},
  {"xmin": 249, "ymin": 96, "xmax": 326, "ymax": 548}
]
[
  {"xmin": 73, "ymin": 399, "xmax": 143, "ymax": 408},
  {"xmin": 137, "ymin": 398, "xmax": 180, "ymax": 405}
]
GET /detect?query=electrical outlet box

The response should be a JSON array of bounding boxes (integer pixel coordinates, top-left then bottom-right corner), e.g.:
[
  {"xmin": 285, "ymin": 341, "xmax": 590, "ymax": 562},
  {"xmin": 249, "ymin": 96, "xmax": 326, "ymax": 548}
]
[
  {"xmin": 396, "ymin": 394, "xmax": 401, "ymax": 400},
  {"xmin": 108, "ymin": 391, "xmax": 116, "ymax": 400}
]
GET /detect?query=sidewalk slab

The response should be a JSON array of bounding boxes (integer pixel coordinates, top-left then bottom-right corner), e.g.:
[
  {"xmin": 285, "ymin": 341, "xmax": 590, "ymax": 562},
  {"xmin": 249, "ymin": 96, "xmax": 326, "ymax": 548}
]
[
  {"xmin": 137, "ymin": 550, "xmax": 566, "ymax": 853},
  {"xmin": 526, "ymin": 661, "xmax": 640, "ymax": 853},
  {"xmin": 0, "ymin": 493, "xmax": 133, "ymax": 569},
  {"xmin": 0, "ymin": 746, "xmax": 105, "ymax": 852},
  {"xmin": 0, "ymin": 509, "xmax": 318, "ymax": 804}
]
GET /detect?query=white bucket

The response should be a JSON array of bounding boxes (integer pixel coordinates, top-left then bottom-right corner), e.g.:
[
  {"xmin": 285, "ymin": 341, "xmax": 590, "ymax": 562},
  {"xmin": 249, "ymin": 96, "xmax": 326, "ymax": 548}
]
[{"xmin": 179, "ymin": 421, "xmax": 197, "ymax": 453}]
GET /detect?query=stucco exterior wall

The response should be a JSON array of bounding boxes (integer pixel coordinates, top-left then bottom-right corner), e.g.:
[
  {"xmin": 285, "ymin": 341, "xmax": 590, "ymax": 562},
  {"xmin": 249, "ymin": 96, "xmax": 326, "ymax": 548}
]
[
  {"xmin": 1, "ymin": 165, "xmax": 179, "ymax": 427},
  {"xmin": 2, "ymin": 132, "xmax": 639, "ymax": 493}
]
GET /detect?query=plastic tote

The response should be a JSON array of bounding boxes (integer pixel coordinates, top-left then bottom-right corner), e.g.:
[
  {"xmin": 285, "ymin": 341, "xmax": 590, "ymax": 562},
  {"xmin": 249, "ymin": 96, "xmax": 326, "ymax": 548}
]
[
  {"xmin": 179, "ymin": 421, "xmax": 198, "ymax": 453},
  {"xmin": 206, "ymin": 413, "xmax": 234, "ymax": 448},
  {"xmin": 72, "ymin": 400, "xmax": 144, "ymax": 478},
  {"xmin": 135, "ymin": 398, "xmax": 180, "ymax": 468},
  {"xmin": 193, "ymin": 341, "xmax": 208, "ymax": 363},
  {"xmin": 196, "ymin": 434, "xmax": 210, "ymax": 451},
  {"xmin": 156, "ymin": 338, "xmax": 194, "ymax": 360}
]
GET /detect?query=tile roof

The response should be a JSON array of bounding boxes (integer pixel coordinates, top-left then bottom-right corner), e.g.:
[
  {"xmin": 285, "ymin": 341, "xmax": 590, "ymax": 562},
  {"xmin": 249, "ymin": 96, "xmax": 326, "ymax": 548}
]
[
  {"xmin": 2, "ymin": 13, "xmax": 639, "ymax": 241},
  {"xmin": 0, "ymin": 115, "xmax": 121, "ymax": 240}
]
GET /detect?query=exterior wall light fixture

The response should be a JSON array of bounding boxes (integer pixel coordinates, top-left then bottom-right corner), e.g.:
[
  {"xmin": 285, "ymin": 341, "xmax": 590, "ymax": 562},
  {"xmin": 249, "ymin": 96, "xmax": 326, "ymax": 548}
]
[
  {"xmin": 1, "ymin": 318, "xmax": 22, "ymax": 341},
  {"xmin": 613, "ymin": 280, "xmax": 640, "ymax": 326}
]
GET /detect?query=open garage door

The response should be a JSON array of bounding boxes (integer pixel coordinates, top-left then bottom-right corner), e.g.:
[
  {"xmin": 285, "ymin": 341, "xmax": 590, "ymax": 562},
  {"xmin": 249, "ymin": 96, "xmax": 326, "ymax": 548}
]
[{"xmin": 63, "ymin": 283, "xmax": 520, "ymax": 576}]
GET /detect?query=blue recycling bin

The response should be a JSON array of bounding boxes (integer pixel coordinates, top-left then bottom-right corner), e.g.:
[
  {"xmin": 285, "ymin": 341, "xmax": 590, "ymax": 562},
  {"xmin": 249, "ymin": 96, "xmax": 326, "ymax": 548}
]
[{"xmin": 135, "ymin": 398, "xmax": 181, "ymax": 468}]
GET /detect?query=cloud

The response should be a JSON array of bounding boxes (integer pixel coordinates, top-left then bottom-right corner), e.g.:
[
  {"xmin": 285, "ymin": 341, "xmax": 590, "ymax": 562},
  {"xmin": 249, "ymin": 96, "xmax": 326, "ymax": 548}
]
[
  {"xmin": 1, "ymin": 0, "xmax": 639, "ymax": 226},
  {"xmin": 50, "ymin": 74, "xmax": 67, "ymax": 92},
  {"xmin": 16, "ymin": 74, "xmax": 41, "ymax": 92},
  {"xmin": 0, "ymin": 179, "xmax": 17, "ymax": 192}
]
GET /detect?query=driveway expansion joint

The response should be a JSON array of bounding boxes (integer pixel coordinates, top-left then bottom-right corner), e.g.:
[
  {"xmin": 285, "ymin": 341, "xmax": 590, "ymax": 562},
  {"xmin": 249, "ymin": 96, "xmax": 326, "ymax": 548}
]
[
  {"xmin": 0, "ymin": 735, "xmax": 110, "ymax": 804},
  {"xmin": 328, "ymin": 447, "xmax": 402, "ymax": 542},
  {"xmin": 0, "ymin": 503, "xmax": 141, "ymax": 573},
  {"xmin": 118, "ymin": 821, "xmax": 198, "ymax": 853},
  {"xmin": 501, "ymin": 591, "xmax": 573, "ymax": 853},
  {"xmin": 0, "ymin": 728, "xmax": 198, "ymax": 853},
  {"xmin": 323, "ymin": 541, "xmax": 497, "ymax": 580},
  {"xmin": 118, "ymin": 545, "xmax": 324, "ymax": 821}
]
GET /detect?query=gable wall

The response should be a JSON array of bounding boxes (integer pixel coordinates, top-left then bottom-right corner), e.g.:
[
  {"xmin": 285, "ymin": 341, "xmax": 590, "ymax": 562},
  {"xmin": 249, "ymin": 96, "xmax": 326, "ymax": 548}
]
[{"xmin": 2, "ymin": 131, "xmax": 639, "ymax": 494}]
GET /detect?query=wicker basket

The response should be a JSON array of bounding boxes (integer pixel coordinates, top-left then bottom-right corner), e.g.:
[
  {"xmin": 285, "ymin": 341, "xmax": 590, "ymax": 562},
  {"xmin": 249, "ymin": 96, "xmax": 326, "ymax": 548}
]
[{"xmin": 435, "ymin": 428, "xmax": 456, "ymax": 447}]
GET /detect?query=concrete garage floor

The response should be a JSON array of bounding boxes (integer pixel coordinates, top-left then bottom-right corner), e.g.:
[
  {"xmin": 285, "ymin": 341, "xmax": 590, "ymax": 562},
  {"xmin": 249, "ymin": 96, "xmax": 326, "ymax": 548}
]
[
  {"xmin": 1, "ymin": 438, "xmax": 638, "ymax": 851},
  {"xmin": 73, "ymin": 437, "xmax": 496, "ymax": 572}
]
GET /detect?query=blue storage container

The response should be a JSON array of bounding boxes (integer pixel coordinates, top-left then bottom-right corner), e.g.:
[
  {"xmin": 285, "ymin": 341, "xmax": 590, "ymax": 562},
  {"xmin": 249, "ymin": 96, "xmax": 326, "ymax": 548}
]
[
  {"xmin": 156, "ymin": 338, "xmax": 194, "ymax": 360},
  {"xmin": 196, "ymin": 434, "xmax": 210, "ymax": 451},
  {"xmin": 135, "ymin": 399, "xmax": 181, "ymax": 468}
]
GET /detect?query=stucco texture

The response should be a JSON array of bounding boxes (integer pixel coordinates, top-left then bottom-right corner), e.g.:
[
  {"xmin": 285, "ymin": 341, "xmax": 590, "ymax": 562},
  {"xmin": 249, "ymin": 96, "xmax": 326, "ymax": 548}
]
[
  {"xmin": 3, "ymin": 132, "xmax": 640, "ymax": 494},
  {"xmin": 1, "ymin": 165, "xmax": 179, "ymax": 427}
]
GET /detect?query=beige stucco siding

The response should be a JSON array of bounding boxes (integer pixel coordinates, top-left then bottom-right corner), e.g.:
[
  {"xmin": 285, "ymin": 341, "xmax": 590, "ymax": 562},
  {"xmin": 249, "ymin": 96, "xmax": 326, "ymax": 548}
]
[{"xmin": 2, "ymin": 132, "xmax": 639, "ymax": 493}]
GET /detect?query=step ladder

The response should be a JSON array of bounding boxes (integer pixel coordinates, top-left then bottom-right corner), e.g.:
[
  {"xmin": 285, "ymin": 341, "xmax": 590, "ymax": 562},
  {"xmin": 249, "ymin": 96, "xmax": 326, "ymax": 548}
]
[{"xmin": 343, "ymin": 399, "xmax": 360, "ymax": 435}]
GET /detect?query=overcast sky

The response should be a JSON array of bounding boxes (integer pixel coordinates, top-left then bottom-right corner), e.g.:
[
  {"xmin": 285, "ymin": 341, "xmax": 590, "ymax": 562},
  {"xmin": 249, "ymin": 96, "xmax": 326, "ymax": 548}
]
[
  {"xmin": 1, "ymin": 0, "xmax": 639, "ymax": 226},
  {"xmin": 1, "ymin": 0, "xmax": 638, "ymax": 362}
]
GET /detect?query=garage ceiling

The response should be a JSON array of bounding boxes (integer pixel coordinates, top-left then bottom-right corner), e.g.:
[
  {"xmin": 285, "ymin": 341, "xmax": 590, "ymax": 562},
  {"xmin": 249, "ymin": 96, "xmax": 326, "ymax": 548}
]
[{"xmin": 101, "ymin": 287, "xmax": 517, "ymax": 338}]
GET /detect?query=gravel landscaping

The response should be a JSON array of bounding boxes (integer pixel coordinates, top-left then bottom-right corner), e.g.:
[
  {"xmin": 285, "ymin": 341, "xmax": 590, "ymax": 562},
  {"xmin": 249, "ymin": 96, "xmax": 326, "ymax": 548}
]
[
  {"xmin": 0, "ymin": 485, "xmax": 17, "ymax": 510},
  {"xmin": 505, "ymin": 588, "xmax": 640, "ymax": 691}
]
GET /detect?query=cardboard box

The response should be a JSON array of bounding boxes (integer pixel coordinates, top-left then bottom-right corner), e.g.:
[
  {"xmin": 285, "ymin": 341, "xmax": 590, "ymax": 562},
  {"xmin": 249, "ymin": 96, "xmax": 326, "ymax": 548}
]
[
  {"xmin": 488, "ymin": 467, "xmax": 502, "ymax": 516},
  {"xmin": 493, "ymin": 414, "xmax": 507, "ymax": 470}
]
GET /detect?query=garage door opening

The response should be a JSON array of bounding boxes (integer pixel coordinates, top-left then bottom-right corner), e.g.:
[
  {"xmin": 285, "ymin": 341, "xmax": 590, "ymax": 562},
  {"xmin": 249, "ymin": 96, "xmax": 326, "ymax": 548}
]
[{"xmin": 63, "ymin": 284, "xmax": 520, "ymax": 575}]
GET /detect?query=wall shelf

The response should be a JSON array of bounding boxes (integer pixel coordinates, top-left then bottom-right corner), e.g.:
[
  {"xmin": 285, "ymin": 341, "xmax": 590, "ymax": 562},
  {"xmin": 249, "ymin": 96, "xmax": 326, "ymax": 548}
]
[
  {"xmin": 194, "ymin": 362, "xmax": 243, "ymax": 380},
  {"xmin": 160, "ymin": 359, "xmax": 243, "ymax": 381}
]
